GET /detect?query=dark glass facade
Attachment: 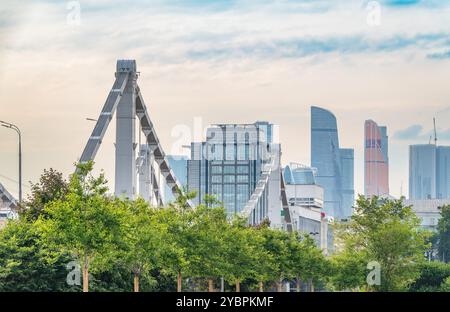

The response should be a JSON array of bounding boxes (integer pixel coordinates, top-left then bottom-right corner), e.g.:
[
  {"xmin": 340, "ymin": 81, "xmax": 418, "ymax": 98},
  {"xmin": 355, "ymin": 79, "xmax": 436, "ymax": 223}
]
[
  {"xmin": 187, "ymin": 122, "xmax": 272, "ymax": 216},
  {"xmin": 311, "ymin": 106, "xmax": 354, "ymax": 218}
]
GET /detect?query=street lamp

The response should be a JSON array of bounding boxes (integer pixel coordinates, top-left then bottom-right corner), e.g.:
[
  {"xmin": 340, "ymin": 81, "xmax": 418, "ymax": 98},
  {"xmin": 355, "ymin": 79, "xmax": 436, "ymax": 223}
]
[{"xmin": 0, "ymin": 120, "xmax": 22, "ymax": 203}]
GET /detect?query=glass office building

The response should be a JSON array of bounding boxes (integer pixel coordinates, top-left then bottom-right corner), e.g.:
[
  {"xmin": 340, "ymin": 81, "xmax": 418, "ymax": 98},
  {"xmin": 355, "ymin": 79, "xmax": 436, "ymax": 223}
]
[
  {"xmin": 311, "ymin": 106, "xmax": 354, "ymax": 218},
  {"xmin": 187, "ymin": 122, "xmax": 273, "ymax": 216},
  {"xmin": 409, "ymin": 144, "xmax": 450, "ymax": 200},
  {"xmin": 340, "ymin": 148, "xmax": 354, "ymax": 217},
  {"xmin": 364, "ymin": 120, "xmax": 389, "ymax": 197},
  {"xmin": 409, "ymin": 144, "xmax": 436, "ymax": 200},
  {"xmin": 436, "ymin": 146, "xmax": 450, "ymax": 199}
]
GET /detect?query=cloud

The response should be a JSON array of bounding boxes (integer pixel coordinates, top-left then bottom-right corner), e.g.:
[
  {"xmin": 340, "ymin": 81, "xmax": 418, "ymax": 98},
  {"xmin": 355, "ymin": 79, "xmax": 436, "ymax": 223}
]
[
  {"xmin": 393, "ymin": 124, "xmax": 423, "ymax": 140},
  {"xmin": 428, "ymin": 50, "xmax": 450, "ymax": 59},
  {"xmin": 2, "ymin": 0, "xmax": 450, "ymax": 67},
  {"xmin": 184, "ymin": 33, "xmax": 450, "ymax": 62},
  {"xmin": 383, "ymin": 0, "xmax": 421, "ymax": 6},
  {"xmin": 381, "ymin": 0, "xmax": 448, "ymax": 8},
  {"xmin": 394, "ymin": 124, "xmax": 450, "ymax": 142}
]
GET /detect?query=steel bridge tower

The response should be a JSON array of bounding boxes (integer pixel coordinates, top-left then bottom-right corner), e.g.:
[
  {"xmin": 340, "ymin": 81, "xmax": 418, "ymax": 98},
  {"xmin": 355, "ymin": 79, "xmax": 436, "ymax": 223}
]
[{"xmin": 79, "ymin": 60, "xmax": 184, "ymax": 204}]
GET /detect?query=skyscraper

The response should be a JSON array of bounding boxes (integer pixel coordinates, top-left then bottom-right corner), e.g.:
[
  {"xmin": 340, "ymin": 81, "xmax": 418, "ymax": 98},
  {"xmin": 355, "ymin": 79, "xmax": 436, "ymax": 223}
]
[
  {"xmin": 187, "ymin": 121, "xmax": 278, "ymax": 220},
  {"xmin": 409, "ymin": 144, "xmax": 450, "ymax": 200},
  {"xmin": 364, "ymin": 120, "xmax": 389, "ymax": 197},
  {"xmin": 437, "ymin": 147, "xmax": 450, "ymax": 199},
  {"xmin": 409, "ymin": 144, "xmax": 436, "ymax": 200},
  {"xmin": 311, "ymin": 106, "xmax": 354, "ymax": 218},
  {"xmin": 340, "ymin": 148, "xmax": 355, "ymax": 216}
]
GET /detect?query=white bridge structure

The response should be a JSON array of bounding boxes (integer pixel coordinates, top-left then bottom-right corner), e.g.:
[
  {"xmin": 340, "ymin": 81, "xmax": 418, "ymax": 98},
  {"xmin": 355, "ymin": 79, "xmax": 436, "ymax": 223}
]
[{"xmin": 79, "ymin": 60, "xmax": 292, "ymax": 231}]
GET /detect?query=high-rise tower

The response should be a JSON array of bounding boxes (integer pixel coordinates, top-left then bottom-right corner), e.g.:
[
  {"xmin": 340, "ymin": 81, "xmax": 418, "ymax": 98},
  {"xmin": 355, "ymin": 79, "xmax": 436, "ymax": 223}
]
[
  {"xmin": 364, "ymin": 120, "xmax": 389, "ymax": 197},
  {"xmin": 311, "ymin": 106, "xmax": 354, "ymax": 218}
]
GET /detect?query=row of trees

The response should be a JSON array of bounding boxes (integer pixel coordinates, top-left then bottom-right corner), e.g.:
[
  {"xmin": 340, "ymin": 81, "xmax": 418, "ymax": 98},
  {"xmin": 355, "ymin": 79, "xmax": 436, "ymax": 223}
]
[
  {"xmin": 0, "ymin": 162, "xmax": 328, "ymax": 292},
  {"xmin": 1, "ymin": 161, "xmax": 449, "ymax": 292}
]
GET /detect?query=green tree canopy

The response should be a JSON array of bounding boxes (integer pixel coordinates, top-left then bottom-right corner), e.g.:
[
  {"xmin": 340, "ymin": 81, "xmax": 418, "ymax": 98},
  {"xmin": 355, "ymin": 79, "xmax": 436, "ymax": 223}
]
[
  {"xmin": 332, "ymin": 196, "xmax": 430, "ymax": 291},
  {"xmin": 38, "ymin": 161, "xmax": 126, "ymax": 292}
]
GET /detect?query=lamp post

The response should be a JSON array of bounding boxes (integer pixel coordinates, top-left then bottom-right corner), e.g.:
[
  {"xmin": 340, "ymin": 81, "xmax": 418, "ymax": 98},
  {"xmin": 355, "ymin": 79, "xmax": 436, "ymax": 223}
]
[{"xmin": 0, "ymin": 120, "xmax": 22, "ymax": 203}]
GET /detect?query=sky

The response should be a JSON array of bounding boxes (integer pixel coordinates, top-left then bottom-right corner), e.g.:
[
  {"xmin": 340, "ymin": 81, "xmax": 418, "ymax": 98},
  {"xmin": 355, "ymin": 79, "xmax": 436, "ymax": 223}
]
[{"xmin": 1, "ymin": 0, "xmax": 450, "ymax": 200}]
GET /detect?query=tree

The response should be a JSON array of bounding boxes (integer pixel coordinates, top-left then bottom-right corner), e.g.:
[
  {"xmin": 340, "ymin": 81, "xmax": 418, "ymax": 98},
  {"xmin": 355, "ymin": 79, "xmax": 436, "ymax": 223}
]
[
  {"xmin": 38, "ymin": 161, "xmax": 125, "ymax": 292},
  {"xmin": 441, "ymin": 276, "xmax": 450, "ymax": 292},
  {"xmin": 332, "ymin": 196, "xmax": 430, "ymax": 291},
  {"xmin": 164, "ymin": 190, "xmax": 197, "ymax": 292},
  {"xmin": 257, "ymin": 225, "xmax": 291, "ymax": 291},
  {"xmin": 437, "ymin": 205, "xmax": 450, "ymax": 262},
  {"xmin": 119, "ymin": 198, "xmax": 176, "ymax": 292},
  {"xmin": 329, "ymin": 249, "xmax": 367, "ymax": 291},
  {"xmin": 0, "ymin": 219, "xmax": 73, "ymax": 291},
  {"xmin": 185, "ymin": 204, "xmax": 229, "ymax": 291},
  {"xmin": 21, "ymin": 168, "xmax": 68, "ymax": 221},
  {"xmin": 409, "ymin": 261, "xmax": 450, "ymax": 292},
  {"xmin": 222, "ymin": 217, "xmax": 263, "ymax": 292},
  {"xmin": 289, "ymin": 233, "xmax": 329, "ymax": 292}
]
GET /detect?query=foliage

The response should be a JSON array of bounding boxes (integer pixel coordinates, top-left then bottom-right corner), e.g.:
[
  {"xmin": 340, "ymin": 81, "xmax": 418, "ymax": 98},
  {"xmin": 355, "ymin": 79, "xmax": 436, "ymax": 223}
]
[
  {"xmin": 437, "ymin": 205, "xmax": 450, "ymax": 263},
  {"xmin": 441, "ymin": 276, "xmax": 450, "ymax": 292},
  {"xmin": 290, "ymin": 233, "xmax": 329, "ymax": 285},
  {"xmin": 3, "ymin": 166, "xmax": 440, "ymax": 293},
  {"xmin": 21, "ymin": 168, "xmax": 68, "ymax": 221},
  {"xmin": 222, "ymin": 217, "xmax": 265, "ymax": 288},
  {"xmin": 37, "ymin": 161, "xmax": 126, "ymax": 291},
  {"xmin": 329, "ymin": 249, "xmax": 368, "ymax": 291},
  {"xmin": 409, "ymin": 261, "xmax": 450, "ymax": 292},
  {"xmin": 331, "ymin": 195, "xmax": 430, "ymax": 291},
  {"xmin": 0, "ymin": 219, "xmax": 72, "ymax": 291}
]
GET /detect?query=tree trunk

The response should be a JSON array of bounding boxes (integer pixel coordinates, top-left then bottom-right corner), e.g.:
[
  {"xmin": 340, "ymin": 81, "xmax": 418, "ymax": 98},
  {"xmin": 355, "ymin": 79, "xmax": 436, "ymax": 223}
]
[
  {"xmin": 296, "ymin": 276, "xmax": 301, "ymax": 292},
  {"xmin": 208, "ymin": 279, "xmax": 214, "ymax": 292},
  {"xmin": 82, "ymin": 255, "xmax": 89, "ymax": 293},
  {"xmin": 134, "ymin": 273, "xmax": 140, "ymax": 292},
  {"xmin": 177, "ymin": 271, "xmax": 182, "ymax": 292},
  {"xmin": 258, "ymin": 281, "xmax": 264, "ymax": 292},
  {"xmin": 308, "ymin": 278, "xmax": 314, "ymax": 292},
  {"xmin": 235, "ymin": 280, "xmax": 240, "ymax": 292},
  {"xmin": 276, "ymin": 278, "xmax": 282, "ymax": 292}
]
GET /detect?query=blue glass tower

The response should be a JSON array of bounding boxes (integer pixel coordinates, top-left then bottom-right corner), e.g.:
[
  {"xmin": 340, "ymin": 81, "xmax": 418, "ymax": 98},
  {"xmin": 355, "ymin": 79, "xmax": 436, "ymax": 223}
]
[{"xmin": 311, "ymin": 106, "xmax": 354, "ymax": 218}]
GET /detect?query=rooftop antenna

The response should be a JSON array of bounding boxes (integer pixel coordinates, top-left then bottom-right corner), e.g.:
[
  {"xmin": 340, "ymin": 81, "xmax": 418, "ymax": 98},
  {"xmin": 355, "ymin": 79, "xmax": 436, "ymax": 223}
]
[{"xmin": 433, "ymin": 117, "xmax": 438, "ymax": 146}]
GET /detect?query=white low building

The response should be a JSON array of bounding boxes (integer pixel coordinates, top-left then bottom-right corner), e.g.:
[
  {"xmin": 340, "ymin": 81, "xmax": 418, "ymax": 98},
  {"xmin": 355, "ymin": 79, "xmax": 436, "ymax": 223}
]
[
  {"xmin": 404, "ymin": 199, "xmax": 449, "ymax": 232},
  {"xmin": 284, "ymin": 163, "xmax": 333, "ymax": 254},
  {"xmin": 0, "ymin": 182, "xmax": 19, "ymax": 229}
]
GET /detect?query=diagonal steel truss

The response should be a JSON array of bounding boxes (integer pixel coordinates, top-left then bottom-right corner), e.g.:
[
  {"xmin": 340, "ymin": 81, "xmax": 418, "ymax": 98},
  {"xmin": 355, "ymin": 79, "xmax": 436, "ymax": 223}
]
[{"xmin": 79, "ymin": 60, "xmax": 187, "ymax": 205}]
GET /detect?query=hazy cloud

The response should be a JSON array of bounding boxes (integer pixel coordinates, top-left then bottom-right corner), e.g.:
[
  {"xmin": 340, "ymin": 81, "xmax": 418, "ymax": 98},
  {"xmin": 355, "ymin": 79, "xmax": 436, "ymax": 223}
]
[
  {"xmin": 394, "ymin": 124, "xmax": 450, "ymax": 142},
  {"xmin": 393, "ymin": 124, "xmax": 424, "ymax": 140},
  {"xmin": 428, "ymin": 50, "xmax": 450, "ymax": 59}
]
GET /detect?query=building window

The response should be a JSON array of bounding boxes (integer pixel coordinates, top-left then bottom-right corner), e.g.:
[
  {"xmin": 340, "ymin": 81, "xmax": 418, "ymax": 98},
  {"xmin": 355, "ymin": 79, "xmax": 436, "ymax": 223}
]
[
  {"xmin": 236, "ymin": 175, "xmax": 248, "ymax": 183},
  {"xmin": 237, "ymin": 166, "xmax": 249, "ymax": 174},
  {"xmin": 224, "ymin": 175, "xmax": 235, "ymax": 183},
  {"xmin": 224, "ymin": 166, "xmax": 235, "ymax": 174}
]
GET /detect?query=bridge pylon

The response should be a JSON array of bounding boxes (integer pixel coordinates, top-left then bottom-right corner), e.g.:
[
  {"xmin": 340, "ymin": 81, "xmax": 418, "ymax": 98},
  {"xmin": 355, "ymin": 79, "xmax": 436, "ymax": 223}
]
[{"xmin": 79, "ymin": 60, "xmax": 187, "ymax": 206}]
